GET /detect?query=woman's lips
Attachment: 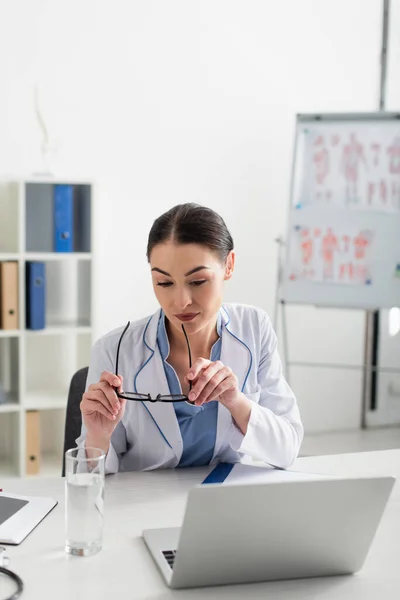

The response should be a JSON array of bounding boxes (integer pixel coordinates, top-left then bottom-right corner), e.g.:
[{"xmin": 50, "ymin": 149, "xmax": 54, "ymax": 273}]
[{"xmin": 175, "ymin": 313, "xmax": 199, "ymax": 322}]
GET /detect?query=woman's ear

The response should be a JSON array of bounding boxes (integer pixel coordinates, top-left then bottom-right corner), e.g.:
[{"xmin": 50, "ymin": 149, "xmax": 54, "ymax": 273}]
[{"xmin": 224, "ymin": 251, "xmax": 235, "ymax": 281}]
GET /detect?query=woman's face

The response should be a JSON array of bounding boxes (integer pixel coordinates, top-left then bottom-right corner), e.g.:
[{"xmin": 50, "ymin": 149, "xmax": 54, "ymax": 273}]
[{"xmin": 150, "ymin": 240, "xmax": 234, "ymax": 335}]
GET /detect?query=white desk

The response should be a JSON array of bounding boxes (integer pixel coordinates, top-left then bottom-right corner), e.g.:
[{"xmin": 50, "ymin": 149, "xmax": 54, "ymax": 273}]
[{"xmin": 1, "ymin": 450, "xmax": 399, "ymax": 599}]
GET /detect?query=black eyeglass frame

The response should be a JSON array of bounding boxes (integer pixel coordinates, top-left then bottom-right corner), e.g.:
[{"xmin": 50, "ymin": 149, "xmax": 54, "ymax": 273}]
[{"xmin": 114, "ymin": 320, "xmax": 193, "ymax": 403}]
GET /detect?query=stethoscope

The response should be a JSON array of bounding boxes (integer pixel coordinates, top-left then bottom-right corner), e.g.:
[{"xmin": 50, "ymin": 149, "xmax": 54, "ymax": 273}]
[{"xmin": 0, "ymin": 547, "xmax": 23, "ymax": 600}]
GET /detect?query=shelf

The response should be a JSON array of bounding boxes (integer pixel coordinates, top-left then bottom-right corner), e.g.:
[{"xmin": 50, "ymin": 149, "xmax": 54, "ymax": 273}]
[
  {"xmin": 23, "ymin": 391, "xmax": 68, "ymax": 411},
  {"xmin": 0, "ymin": 329, "xmax": 20, "ymax": 338},
  {"xmin": 24, "ymin": 252, "xmax": 92, "ymax": 261},
  {"xmin": 0, "ymin": 402, "xmax": 20, "ymax": 413},
  {"xmin": 0, "ymin": 178, "xmax": 92, "ymax": 477},
  {"xmin": 22, "ymin": 177, "xmax": 93, "ymax": 186},
  {"xmin": 0, "ymin": 253, "xmax": 19, "ymax": 261},
  {"xmin": 1, "ymin": 327, "xmax": 91, "ymax": 337},
  {"xmin": 25, "ymin": 325, "xmax": 91, "ymax": 336}
]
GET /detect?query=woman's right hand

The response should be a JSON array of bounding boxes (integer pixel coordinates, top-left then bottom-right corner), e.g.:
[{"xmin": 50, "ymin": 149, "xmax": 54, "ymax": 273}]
[{"xmin": 80, "ymin": 371, "xmax": 126, "ymax": 443}]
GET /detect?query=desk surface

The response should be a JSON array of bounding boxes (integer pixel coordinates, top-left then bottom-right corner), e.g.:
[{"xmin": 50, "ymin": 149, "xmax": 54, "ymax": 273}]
[{"xmin": 2, "ymin": 450, "xmax": 400, "ymax": 599}]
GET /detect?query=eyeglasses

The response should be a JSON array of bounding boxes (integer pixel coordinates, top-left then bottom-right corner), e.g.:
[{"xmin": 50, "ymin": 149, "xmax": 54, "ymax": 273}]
[{"xmin": 114, "ymin": 320, "xmax": 193, "ymax": 403}]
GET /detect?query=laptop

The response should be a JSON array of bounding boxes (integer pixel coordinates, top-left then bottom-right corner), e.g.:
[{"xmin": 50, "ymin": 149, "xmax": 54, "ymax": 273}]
[
  {"xmin": 0, "ymin": 493, "xmax": 57, "ymax": 545},
  {"xmin": 143, "ymin": 475, "xmax": 395, "ymax": 589}
]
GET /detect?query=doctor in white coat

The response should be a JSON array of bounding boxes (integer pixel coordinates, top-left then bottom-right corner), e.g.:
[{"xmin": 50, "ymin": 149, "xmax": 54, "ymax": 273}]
[{"xmin": 77, "ymin": 203, "xmax": 303, "ymax": 473}]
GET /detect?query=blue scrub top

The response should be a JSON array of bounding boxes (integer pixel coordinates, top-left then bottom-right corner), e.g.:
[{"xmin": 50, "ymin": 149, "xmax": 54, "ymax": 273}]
[{"xmin": 157, "ymin": 312, "xmax": 221, "ymax": 467}]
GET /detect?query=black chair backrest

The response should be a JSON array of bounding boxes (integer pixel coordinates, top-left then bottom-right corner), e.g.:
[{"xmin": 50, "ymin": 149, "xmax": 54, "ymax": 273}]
[{"xmin": 62, "ymin": 366, "xmax": 89, "ymax": 476}]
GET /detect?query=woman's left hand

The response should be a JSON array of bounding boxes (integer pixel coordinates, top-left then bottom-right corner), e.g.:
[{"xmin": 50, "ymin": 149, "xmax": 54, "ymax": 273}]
[{"xmin": 186, "ymin": 358, "xmax": 241, "ymax": 407}]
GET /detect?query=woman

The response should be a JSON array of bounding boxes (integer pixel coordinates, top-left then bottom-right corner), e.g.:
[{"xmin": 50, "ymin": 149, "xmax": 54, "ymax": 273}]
[{"xmin": 77, "ymin": 203, "xmax": 303, "ymax": 472}]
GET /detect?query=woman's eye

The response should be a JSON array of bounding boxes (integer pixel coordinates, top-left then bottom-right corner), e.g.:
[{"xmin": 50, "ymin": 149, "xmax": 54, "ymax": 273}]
[
  {"xmin": 190, "ymin": 280, "xmax": 207, "ymax": 287},
  {"xmin": 157, "ymin": 281, "xmax": 173, "ymax": 287}
]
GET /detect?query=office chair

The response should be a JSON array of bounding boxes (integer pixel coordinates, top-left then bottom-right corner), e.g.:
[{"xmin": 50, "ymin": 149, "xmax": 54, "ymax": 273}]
[{"xmin": 62, "ymin": 366, "xmax": 88, "ymax": 476}]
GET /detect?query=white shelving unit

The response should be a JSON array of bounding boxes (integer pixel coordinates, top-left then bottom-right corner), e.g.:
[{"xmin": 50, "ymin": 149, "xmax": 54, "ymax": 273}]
[{"xmin": 0, "ymin": 179, "xmax": 93, "ymax": 477}]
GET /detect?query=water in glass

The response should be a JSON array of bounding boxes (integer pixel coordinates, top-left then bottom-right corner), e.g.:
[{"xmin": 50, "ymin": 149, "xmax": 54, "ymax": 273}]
[{"xmin": 65, "ymin": 447, "xmax": 105, "ymax": 557}]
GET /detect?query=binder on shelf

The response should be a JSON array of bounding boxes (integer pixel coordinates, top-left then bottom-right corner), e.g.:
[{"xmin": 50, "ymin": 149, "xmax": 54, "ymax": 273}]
[
  {"xmin": 26, "ymin": 262, "xmax": 46, "ymax": 330},
  {"xmin": 0, "ymin": 261, "xmax": 19, "ymax": 329},
  {"xmin": 54, "ymin": 184, "xmax": 74, "ymax": 252},
  {"xmin": 26, "ymin": 411, "xmax": 40, "ymax": 475}
]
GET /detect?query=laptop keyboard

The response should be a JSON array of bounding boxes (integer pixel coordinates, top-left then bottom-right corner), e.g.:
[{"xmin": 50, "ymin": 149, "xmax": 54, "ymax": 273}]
[{"xmin": 162, "ymin": 549, "xmax": 177, "ymax": 569}]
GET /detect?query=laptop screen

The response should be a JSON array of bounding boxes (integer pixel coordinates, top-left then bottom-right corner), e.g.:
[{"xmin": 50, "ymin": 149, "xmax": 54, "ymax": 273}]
[{"xmin": 0, "ymin": 496, "xmax": 29, "ymax": 526}]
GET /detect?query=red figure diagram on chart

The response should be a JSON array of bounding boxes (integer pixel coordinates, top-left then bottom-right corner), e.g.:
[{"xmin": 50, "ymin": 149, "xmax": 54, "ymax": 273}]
[
  {"xmin": 289, "ymin": 226, "xmax": 374, "ymax": 285},
  {"xmin": 313, "ymin": 136, "xmax": 329, "ymax": 184},
  {"xmin": 312, "ymin": 136, "xmax": 331, "ymax": 203},
  {"xmin": 354, "ymin": 231, "xmax": 370, "ymax": 260},
  {"xmin": 387, "ymin": 137, "xmax": 400, "ymax": 174},
  {"xmin": 371, "ymin": 143, "xmax": 381, "ymax": 167},
  {"xmin": 367, "ymin": 178, "xmax": 388, "ymax": 208},
  {"xmin": 300, "ymin": 127, "xmax": 400, "ymax": 213},
  {"xmin": 341, "ymin": 132, "xmax": 367, "ymax": 204},
  {"xmin": 339, "ymin": 261, "xmax": 355, "ymax": 282},
  {"xmin": 339, "ymin": 233, "xmax": 353, "ymax": 281},
  {"xmin": 321, "ymin": 228, "xmax": 338, "ymax": 280},
  {"xmin": 352, "ymin": 230, "xmax": 372, "ymax": 283},
  {"xmin": 380, "ymin": 180, "xmax": 388, "ymax": 206},
  {"xmin": 392, "ymin": 181, "xmax": 400, "ymax": 210},
  {"xmin": 300, "ymin": 228, "xmax": 315, "ymax": 279},
  {"xmin": 339, "ymin": 230, "xmax": 373, "ymax": 284}
]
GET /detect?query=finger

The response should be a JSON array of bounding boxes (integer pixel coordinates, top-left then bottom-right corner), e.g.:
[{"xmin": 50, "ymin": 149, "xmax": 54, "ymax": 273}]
[
  {"xmin": 88, "ymin": 378, "xmax": 120, "ymax": 397},
  {"xmin": 100, "ymin": 371, "xmax": 123, "ymax": 389},
  {"xmin": 202, "ymin": 378, "xmax": 236, "ymax": 405},
  {"xmin": 96, "ymin": 381, "xmax": 121, "ymax": 411},
  {"xmin": 188, "ymin": 361, "xmax": 225, "ymax": 403},
  {"xmin": 187, "ymin": 358, "xmax": 211, "ymax": 381},
  {"xmin": 194, "ymin": 367, "xmax": 232, "ymax": 405},
  {"xmin": 98, "ymin": 387, "xmax": 123, "ymax": 415},
  {"xmin": 83, "ymin": 389, "xmax": 118, "ymax": 417},
  {"xmin": 83, "ymin": 390, "xmax": 116, "ymax": 416},
  {"xmin": 83, "ymin": 399, "xmax": 117, "ymax": 421}
]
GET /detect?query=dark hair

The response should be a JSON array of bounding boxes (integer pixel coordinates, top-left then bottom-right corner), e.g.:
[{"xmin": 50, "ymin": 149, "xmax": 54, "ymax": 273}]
[{"xmin": 146, "ymin": 203, "xmax": 234, "ymax": 262}]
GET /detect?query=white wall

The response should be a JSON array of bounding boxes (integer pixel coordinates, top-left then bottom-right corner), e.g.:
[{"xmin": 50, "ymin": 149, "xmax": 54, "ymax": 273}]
[{"xmin": 0, "ymin": 0, "xmax": 389, "ymax": 432}]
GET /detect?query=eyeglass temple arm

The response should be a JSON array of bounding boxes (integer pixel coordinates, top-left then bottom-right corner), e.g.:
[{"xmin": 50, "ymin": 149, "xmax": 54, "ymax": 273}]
[
  {"xmin": 115, "ymin": 321, "xmax": 131, "ymax": 383},
  {"xmin": 181, "ymin": 324, "xmax": 192, "ymax": 392}
]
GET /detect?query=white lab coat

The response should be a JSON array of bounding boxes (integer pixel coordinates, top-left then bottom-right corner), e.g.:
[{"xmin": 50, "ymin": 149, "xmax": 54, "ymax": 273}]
[{"xmin": 77, "ymin": 303, "xmax": 303, "ymax": 472}]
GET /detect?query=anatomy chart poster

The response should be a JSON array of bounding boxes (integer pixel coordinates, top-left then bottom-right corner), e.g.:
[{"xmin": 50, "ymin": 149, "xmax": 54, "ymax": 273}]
[
  {"xmin": 288, "ymin": 225, "xmax": 375, "ymax": 285},
  {"xmin": 296, "ymin": 126, "xmax": 400, "ymax": 212}
]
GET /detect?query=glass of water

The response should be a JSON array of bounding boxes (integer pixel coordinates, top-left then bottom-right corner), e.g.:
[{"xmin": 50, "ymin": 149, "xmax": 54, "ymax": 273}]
[{"xmin": 65, "ymin": 447, "xmax": 105, "ymax": 557}]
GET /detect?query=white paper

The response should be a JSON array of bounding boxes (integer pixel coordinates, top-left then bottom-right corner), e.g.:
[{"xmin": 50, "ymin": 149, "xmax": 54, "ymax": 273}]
[
  {"xmin": 288, "ymin": 224, "xmax": 375, "ymax": 285},
  {"xmin": 221, "ymin": 463, "xmax": 330, "ymax": 486},
  {"xmin": 296, "ymin": 125, "xmax": 400, "ymax": 213}
]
